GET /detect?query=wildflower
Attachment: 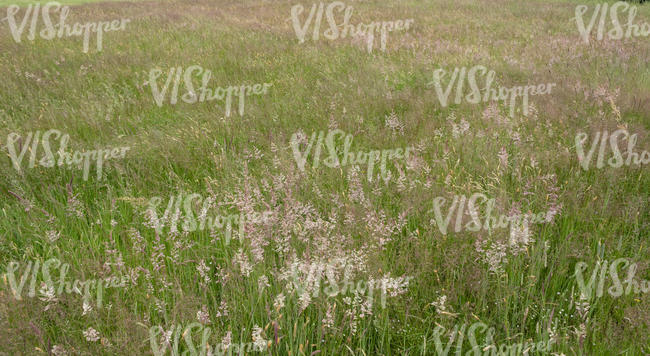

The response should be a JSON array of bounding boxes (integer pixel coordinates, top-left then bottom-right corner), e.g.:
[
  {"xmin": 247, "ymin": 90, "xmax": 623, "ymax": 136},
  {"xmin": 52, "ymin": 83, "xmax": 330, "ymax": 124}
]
[
  {"xmin": 257, "ymin": 275, "xmax": 271, "ymax": 290},
  {"xmin": 45, "ymin": 230, "xmax": 60, "ymax": 243},
  {"xmin": 385, "ymin": 111, "xmax": 404, "ymax": 135},
  {"xmin": 475, "ymin": 239, "xmax": 508, "ymax": 274},
  {"xmin": 154, "ymin": 299, "xmax": 166, "ymax": 315},
  {"xmin": 574, "ymin": 323, "xmax": 587, "ymax": 345},
  {"xmin": 151, "ymin": 235, "xmax": 167, "ymax": 274},
  {"xmin": 545, "ymin": 203, "xmax": 561, "ymax": 223},
  {"xmin": 273, "ymin": 293, "xmax": 285, "ymax": 311},
  {"xmin": 82, "ymin": 301, "xmax": 93, "ymax": 316},
  {"xmin": 221, "ymin": 331, "xmax": 232, "ymax": 351},
  {"xmin": 252, "ymin": 325, "xmax": 268, "ymax": 351},
  {"xmin": 323, "ymin": 303, "xmax": 335, "ymax": 329},
  {"xmin": 430, "ymin": 295, "xmax": 448, "ymax": 314},
  {"xmin": 293, "ymin": 129, "xmax": 308, "ymax": 146},
  {"xmin": 161, "ymin": 329, "xmax": 173, "ymax": 347},
  {"xmin": 83, "ymin": 327, "xmax": 100, "ymax": 342},
  {"xmin": 197, "ymin": 305, "xmax": 211, "ymax": 325},
  {"xmin": 234, "ymin": 249, "xmax": 252, "ymax": 277},
  {"xmin": 38, "ymin": 282, "xmax": 57, "ymax": 310},
  {"xmin": 509, "ymin": 215, "xmax": 532, "ymax": 255},
  {"xmin": 510, "ymin": 130, "xmax": 521, "ymax": 143},
  {"xmin": 197, "ymin": 260, "xmax": 211, "ymax": 285},
  {"xmin": 451, "ymin": 118, "xmax": 470, "ymax": 138},
  {"xmin": 346, "ymin": 167, "xmax": 366, "ymax": 203},
  {"xmin": 298, "ymin": 290, "xmax": 312, "ymax": 311},
  {"xmin": 51, "ymin": 345, "xmax": 66, "ymax": 356},
  {"xmin": 128, "ymin": 228, "xmax": 146, "ymax": 254},
  {"xmin": 360, "ymin": 291, "xmax": 373, "ymax": 317},
  {"xmin": 378, "ymin": 274, "xmax": 411, "ymax": 298},
  {"xmin": 143, "ymin": 208, "xmax": 163, "ymax": 231},
  {"xmin": 215, "ymin": 300, "xmax": 229, "ymax": 318},
  {"xmin": 66, "ymin": 194, "xmax": 84, "ymax": 218},
  {"xmin": 215, "ymin": 266, "xmax": 229, "ymax": 285}
]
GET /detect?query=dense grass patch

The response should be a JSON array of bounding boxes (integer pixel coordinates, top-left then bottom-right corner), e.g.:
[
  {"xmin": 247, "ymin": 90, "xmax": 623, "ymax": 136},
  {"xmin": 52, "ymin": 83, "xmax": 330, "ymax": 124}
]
[{"xmin": 0, "ymin": 0, "xmax": 648, "ymax": 355}]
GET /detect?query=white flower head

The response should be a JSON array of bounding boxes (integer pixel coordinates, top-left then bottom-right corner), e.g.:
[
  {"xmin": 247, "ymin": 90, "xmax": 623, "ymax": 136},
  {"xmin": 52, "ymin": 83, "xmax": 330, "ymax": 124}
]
[
  {"xmin": 273, "ymin": 293, "xmax": 285, "ymax": 311},
  {"xmin": 252, "ymin": 325, "xmax": 268, "ymax": 351},
  {"xmin": 430, "ymin": 295, "xmax": 448, "ymax": 314},
  {"xmin": 197, "ymin": 305, "xmax": 211, "ymax": 325},
  {"xmin": 258, "ymin": 275, "xmax": 270, "ymax": 291},
  {"xmin": 38, "ymin": 282, "xmax": 57, "ymax": 303},
  {"xmin": 82, "ymin": 300, "xmax": 93, "ymax": 316},
  {"xmin": 83, "ymin": 327, "xmax": 100, "ymax": 342},
  {"xmin": 215, "ymin": 300, "xmax": 229, "ymax": 318},
  {"xmin": 51, "ymin": 345, "xmax": 66, "ymax": 356},
  {"xmin": 45, "ymin": 230, "xmax": 61, "ymax": 243}
]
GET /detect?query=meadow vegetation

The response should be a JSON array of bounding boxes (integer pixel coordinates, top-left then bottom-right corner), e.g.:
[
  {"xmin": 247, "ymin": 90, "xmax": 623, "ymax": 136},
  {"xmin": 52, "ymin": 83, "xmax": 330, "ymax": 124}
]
[{"xmin": 0, "ymin": 0, "xmax": 648, "ymax": 354}]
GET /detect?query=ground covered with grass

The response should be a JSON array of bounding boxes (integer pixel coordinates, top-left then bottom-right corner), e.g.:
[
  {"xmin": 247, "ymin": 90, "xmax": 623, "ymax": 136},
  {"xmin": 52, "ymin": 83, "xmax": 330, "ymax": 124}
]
[{"xmin": 0, "ymin": 0, "xmax": 648, "ymax": 355}]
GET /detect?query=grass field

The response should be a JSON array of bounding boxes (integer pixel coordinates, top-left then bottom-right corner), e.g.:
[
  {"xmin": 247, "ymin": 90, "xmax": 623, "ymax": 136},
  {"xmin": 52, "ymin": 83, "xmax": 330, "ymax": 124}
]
[
  {"xmin": 0, "ymin": 0, "xmax": 141, "ymax": 6},
  {"xmin": 0, "ymin": 0, "xmax": 648, "ymax": 355}
]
